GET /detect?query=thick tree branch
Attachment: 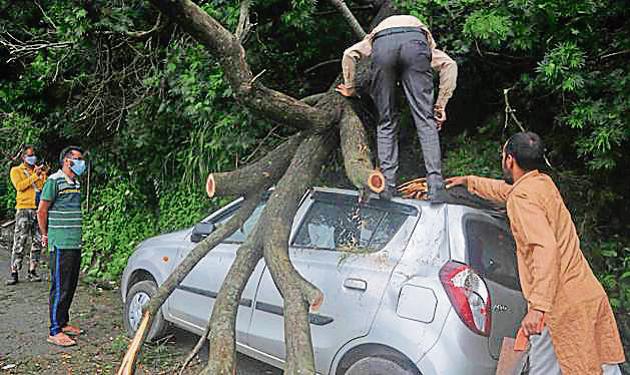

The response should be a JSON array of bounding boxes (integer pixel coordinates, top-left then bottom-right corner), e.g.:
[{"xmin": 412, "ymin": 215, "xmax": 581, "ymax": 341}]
[
  {"xmin": 304, "ymin": 58, "xmax": 341, "ymax": 75},
  {"xmin": 126, "ymin": 14, "xmax": 162, "ymax": 39},
  {"xmin": 261, "ymin": 132, "xmax": 335, "ymax": 373},
  {"xmin": 201, "ymin": 223, "xmax": 264, "ymax": 374},
  {"xmin": 300, "ymin": 93, "xmax": 327, "ymax": 106},
  {"xmin": 117, "ymin": 191, "xmax": 266, "ymax": 375},
  {"xmin": 206, "ymin": 133, "xmax": 303, "ymax": 198},
  {"xmin": 326, "ymin": 0, "xmax": 366, "ymax": 39},
  {"xmin": 148, "ymin": 0, "xmax": 335, "ymax": 131},
  {"xmin": 339, "ymin": 106, "xmax": 385, "ymax": 193},
  {"xmin": 235, "ymin": 0, "xmax": 252, "ymax": 43}
]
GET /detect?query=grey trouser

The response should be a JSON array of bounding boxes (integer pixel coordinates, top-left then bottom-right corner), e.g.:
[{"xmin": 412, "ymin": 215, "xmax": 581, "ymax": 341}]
[
  {"xmin": 528, "ymin": 327, "xmax": 622, "ymax": 375},
  {"xmin": 11, "ymin": 208, "xmax": 42, "ymax": 272},
  {"xmin": 370, "ymin": 28, "xmax": 443, "ymax": 189}
]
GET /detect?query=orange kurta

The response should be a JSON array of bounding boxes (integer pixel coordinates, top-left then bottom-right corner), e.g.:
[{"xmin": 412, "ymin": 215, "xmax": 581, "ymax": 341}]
[{"xmin": 467, "ymin": 170, "xmax": 625, "ymax": 374}]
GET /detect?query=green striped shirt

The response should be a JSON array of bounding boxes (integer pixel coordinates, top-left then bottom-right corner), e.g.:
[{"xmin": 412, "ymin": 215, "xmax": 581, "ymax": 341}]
[{"xmin": 41, "ymin": 170, "xmax": 82, "ymax": 249}]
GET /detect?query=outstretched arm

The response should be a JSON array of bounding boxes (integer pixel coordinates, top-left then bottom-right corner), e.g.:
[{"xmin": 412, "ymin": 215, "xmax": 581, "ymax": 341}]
[{"xmin": 446, "ymin": 175, "xmax": 511, "ymax": 204}]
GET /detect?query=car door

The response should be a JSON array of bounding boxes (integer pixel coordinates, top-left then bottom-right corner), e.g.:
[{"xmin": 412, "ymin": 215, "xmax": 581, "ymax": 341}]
[
  {"xmin": 168, "ymin": 200, "xmax": 266, "ymax": 344},
  {"xmin": 247, "ymin": 190, "xmax": 420, "ymax": 370},
  {"xmin": 463, "ymin": 214, "xmax": 528, "ymax": 359}
]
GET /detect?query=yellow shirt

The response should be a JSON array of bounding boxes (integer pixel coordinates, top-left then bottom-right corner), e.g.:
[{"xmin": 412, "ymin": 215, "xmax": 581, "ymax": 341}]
[{"xmin": 10, "ymin": 163, "xmax": 46, "ymax": 209}]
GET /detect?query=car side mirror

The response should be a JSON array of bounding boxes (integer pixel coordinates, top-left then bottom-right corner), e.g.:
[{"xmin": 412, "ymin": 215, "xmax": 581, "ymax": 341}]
[{"xmin": 191, "ymin": 222, "xmax": 215, "ymax": 243}]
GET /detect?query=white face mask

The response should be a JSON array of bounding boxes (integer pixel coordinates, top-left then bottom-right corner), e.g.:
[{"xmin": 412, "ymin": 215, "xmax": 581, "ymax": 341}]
[{"xmin": 24, "ymin": 155, "xmax": 37, "ymax": 166}]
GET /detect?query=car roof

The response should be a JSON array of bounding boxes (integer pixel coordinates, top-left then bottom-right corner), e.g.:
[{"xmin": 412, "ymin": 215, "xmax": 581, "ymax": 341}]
[{"xmin": 311, "ymin": 186, "xmax": 504, "ymax": 216}]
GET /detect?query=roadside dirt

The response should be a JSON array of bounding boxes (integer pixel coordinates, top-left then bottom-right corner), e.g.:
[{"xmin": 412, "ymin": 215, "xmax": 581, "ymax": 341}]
[{"xmin": 0, "ymin": 247, "xmax": 282, "ymax": 375}]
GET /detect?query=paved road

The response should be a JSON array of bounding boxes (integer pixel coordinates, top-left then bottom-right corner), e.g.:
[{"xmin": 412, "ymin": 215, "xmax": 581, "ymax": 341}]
[{"xmin": 0, "ymin": 247, "xmax": 282, "ymax": 374}]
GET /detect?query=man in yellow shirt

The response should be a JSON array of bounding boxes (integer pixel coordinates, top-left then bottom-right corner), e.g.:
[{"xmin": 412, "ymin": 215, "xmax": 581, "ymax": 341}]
[{"xmin": 7, "ymin": 145, "xmax": 47, "ymax": 285}]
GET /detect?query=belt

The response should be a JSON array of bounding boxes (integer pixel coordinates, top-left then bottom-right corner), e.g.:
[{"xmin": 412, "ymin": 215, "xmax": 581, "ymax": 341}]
[{"xmin": 373, "ymin": 27, "xmax": 426, "ymax": 41}]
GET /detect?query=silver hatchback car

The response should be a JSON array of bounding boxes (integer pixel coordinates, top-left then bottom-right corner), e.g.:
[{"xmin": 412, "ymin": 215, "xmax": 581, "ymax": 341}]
[{"xmin": 121, "ymin": 187, "xmax": 527, "ymax": 374}]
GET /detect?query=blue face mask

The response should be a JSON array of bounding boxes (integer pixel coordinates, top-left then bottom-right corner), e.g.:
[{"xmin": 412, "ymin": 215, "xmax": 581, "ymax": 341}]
[
  {"xmin": 24, "ymin": 156, "xmax": 37, "ymax": 166},
  {"xmin": 70, "ymin": 159, "xmax": 86, "ymax": 176}
]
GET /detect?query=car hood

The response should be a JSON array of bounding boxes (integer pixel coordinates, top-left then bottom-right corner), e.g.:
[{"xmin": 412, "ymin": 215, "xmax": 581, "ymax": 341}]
[{"xmin": 140, "ymin": 228, "xmax": 191, "ymax": 248}]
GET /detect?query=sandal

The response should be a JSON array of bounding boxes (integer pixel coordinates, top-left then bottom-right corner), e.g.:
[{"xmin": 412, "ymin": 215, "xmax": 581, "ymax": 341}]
[
  {"xmin": 62, "ymin": 325, "xmax": 83, "ymax": 336},
  {"xmin": 47, "ymin": 333, "xmax": 76, "ymax": 347}
]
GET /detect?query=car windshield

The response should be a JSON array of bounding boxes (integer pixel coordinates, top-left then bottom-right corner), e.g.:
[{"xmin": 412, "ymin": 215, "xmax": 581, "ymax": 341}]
[
  {"xmin": 211, "ymin": 201, "xmax": 266, "ymax": 243},
  {"xmin": 292, "ymin": 193, "xmax": 412, "ymax": 253}
]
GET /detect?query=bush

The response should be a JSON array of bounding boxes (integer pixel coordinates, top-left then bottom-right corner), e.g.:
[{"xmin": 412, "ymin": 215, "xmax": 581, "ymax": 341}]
[
  {"xmin": 81, "ymin": 177, "xmax": 158, "ymax": 282},
  {"xmin": 0, "ymin": 178, "xmax": 16, "ymax": 220},
  {"xmin": 443, "ymin": 132, "xmax": 502, "ymax": 179},
  {"xmin": 157, "ymin": 183, "xmax": 228, "ymax": 233}
]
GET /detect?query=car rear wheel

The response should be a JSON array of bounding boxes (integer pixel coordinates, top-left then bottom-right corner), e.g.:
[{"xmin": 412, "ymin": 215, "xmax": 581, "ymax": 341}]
[
  {"xmin": 123, "ymin": 280, "xmax": 168, "ymax": 341},
  {"xmin": 345, "ymin": 356, "xmax": 418, "ymax": 375}
]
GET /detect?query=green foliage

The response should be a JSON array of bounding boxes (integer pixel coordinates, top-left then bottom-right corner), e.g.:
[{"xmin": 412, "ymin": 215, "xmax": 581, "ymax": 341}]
[
  {"xmin": 82, "ymin": 177, "xmax": 158, "ymax": 281},
  {"xmin": 587, "ymin": 238, "xmax": 630, "ymax": 311},
  {"xmin": 282, "ymin": 0, "xmax": 317, "ymax": 30},
  {"xmin": 0, "ymin": 181, "xmax": 16, "ymax": 218},
  {"xmin": 395, "ymin": 0, "xmax": 629, "ymax": 175},
  {"xmin": 536, "ymin": 42, "xmax": 586, "ymax": 92},
  {"xmin": 157, "ymin": 184, "xmax": 224, "ymax": 233},
  {"xmin": 443, "ymin": 132, "xmax": 502, "ymax": 179},
  {"xmin": 463, "ymin": 10, "xmax": 513, "ymax": 49}
]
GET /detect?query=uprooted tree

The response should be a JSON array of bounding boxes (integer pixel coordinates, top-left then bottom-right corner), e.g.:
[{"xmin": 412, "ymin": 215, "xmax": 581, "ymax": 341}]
[{"xmin": 117, "ymin": 0, "xmax": 398, "ymax": 373}]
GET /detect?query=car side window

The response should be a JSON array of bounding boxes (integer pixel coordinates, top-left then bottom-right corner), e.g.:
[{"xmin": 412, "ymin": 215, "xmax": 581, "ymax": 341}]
[
  {"xmin": 213, "ymin": 202, "xmax": 266, "ymax": 243},
  {"xmin": 465, "ymin": 218, "xmax": 521, "ymax": 291},
  {"xmin": 292, "ymin": 199, "xmax": 407, "ymax": 253}
]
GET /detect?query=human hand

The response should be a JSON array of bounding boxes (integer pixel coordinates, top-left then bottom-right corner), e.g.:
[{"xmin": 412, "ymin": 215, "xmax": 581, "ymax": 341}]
[
  {"xmin": 445, "ymin": 176, "xmax": 469, "ymax": 189},
  {"xmin": 34, "ymin": 165, "xmax": 44, "ymax": 176},
  {"xmin": 335, "ymin": 84, "xmax": 356, "ymax": 97},
  {"xmin": 434, "ymin": 105, "xmax": 446, "ymax": 130},
  {"xmin": 41, "ymin": 234, "xmax": 48, "ymax": 248},
  {"xmin": 521, "ymin": 309, "xmax": 544, "ymax": 337}
]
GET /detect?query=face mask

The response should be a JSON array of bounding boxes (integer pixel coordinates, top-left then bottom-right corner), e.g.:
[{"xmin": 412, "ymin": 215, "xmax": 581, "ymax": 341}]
[
  {"xmin": 70, "ymin": 159, "xmax": 86, "ymax": 176},
  {"xmin": 24, "ymin": 156, "xmax": 37, "ymax": 166}
]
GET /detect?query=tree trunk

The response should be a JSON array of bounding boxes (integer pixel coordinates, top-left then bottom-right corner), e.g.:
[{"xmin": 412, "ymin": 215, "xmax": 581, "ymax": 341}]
[
  {"xmin": 261, "ymin": 132, "xmax": 336, "ymax": 374},
  {"xmin": 202, "ymin": 224, "xmax": 264, "ymax": 374}
]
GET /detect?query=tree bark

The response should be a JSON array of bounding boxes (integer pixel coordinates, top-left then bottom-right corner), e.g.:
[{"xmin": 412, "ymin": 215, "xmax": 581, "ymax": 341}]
[
  {"xmin": 326, "ymin": 0, "xmax": 366, "ymax": 39},
  {"xmin": 206, "ymin": 133, "xmax": 303, "ymax": 198},
  {"xmin": 339, "ymin": 106, "xmax": 385, "ymax": 193},
  {"xmin": 201, "ymin": 223, "xmax": 264, "ymax": 374},
  {"xmin": 261, "ymin": 132, "xmax": 335, "ymax": 374}
]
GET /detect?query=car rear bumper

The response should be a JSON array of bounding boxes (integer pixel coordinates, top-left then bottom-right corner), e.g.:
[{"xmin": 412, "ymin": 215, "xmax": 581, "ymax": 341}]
[{"xmin": 416, "ymin": 309, "xmax": 497, "ymax": 375}]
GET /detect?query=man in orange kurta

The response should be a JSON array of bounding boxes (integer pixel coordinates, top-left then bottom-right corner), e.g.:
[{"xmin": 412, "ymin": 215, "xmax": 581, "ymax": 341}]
[{"xmin": 447, "ymin": 132, "xmax": 625, "ymax": 374}]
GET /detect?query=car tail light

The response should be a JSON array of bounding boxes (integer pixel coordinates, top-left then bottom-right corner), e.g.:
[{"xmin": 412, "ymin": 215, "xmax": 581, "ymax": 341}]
[{"xmin": 440, "ymin": 261, "xmax": 491, "ymax": 336}]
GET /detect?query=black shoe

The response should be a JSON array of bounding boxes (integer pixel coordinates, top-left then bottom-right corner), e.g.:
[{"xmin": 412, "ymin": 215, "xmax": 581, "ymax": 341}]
[
  {"xmin": 427, "ymin": 184, "xmax": 449, "ymax": 204},
  {"xmin": 6, "ymin": 272, "xmax": 18, "ymax": 286},
  {"xmin": 28, "ymin": 270, "xmax": 42, "ymax": 282},
  {"xmin": 379, "ymin": 185, "xmax": 398, "ymax": 200}
]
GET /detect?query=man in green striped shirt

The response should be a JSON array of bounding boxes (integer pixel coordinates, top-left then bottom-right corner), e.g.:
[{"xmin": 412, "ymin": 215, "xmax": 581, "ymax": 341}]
[{"xmin": 38, "ymin": 146, "xmax": 86, "ymax": 347}]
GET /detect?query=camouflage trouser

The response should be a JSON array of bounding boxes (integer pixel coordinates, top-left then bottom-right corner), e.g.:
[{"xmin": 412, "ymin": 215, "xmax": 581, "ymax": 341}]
[{"xmin": 10, "ymin": 209, "xmax": 42, "ymax": 272}]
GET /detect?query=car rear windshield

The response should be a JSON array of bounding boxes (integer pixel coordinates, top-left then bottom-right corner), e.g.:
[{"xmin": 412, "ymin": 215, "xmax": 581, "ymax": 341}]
[
  {"xmin": 464, "ymin": 217, "xmax": 521, "ymax": 291},
  {"xmin": 291, "ymin": 192, "xmax": 416, "ymax": 253}
]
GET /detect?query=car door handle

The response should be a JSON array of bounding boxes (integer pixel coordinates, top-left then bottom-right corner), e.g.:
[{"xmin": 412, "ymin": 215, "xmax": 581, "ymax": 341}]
[{"xmin": 343, "ymin": 278, "xmax": 367, "ymax": 291}]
